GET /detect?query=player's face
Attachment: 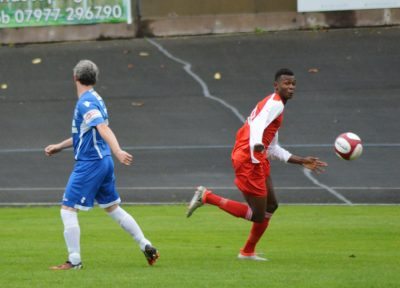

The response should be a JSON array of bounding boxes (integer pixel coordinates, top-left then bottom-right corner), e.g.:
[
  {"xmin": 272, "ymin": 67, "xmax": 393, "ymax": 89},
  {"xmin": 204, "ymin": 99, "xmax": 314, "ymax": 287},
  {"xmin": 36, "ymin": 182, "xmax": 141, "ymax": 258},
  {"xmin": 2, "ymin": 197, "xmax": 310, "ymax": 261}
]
[{"xmin": 274, "ymin": 75, "xmax": 296, "ymax": 102}]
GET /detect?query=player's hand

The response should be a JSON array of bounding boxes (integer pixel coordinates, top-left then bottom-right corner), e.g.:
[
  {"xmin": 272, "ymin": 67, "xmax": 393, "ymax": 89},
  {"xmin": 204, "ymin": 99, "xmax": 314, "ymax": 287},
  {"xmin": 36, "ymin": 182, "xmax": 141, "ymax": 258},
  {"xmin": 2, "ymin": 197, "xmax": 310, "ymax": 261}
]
[
  {"xmin": 253, "ymin": 143, "xmax": 266, "ymax": 163},
  {"xmin": 44, "ymin": 144, "xmax": 62, "ymax": 156},
  {"xmin": 116, "ymin": 150, "xmax": 133, "ymax": 166},
  {"xmin": 302, "ymin": 157, "xmax": 328, "ymax": 173},
  {"xmin": 254, "ymin": 144, "xmax": 265, "ymax": 152}
]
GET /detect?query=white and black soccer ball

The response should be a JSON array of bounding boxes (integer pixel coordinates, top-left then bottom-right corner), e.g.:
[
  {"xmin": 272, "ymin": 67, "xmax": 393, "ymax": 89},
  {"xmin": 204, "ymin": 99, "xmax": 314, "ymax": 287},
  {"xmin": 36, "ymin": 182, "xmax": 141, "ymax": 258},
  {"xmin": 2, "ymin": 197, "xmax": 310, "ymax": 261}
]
[{"xmin": 334, "ymin": 132, "xmax": 363, "ymax": 160}]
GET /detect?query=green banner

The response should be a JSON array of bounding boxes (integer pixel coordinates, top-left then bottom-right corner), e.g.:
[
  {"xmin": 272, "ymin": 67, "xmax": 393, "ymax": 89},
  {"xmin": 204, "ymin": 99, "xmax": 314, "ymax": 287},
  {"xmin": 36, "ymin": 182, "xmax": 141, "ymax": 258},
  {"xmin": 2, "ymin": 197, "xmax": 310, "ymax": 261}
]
[{"xmin": 0, "ymin": 0, "xmax": 132, "ymax": 28}]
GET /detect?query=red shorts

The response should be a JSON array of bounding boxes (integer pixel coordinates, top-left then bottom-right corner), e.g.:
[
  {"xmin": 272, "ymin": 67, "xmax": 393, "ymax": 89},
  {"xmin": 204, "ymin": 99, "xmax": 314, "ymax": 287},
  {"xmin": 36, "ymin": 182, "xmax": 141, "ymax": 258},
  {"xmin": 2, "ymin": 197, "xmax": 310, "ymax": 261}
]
[{"xmin": 232, "ymin": 159, "xmax": 270, "ymax": 197}]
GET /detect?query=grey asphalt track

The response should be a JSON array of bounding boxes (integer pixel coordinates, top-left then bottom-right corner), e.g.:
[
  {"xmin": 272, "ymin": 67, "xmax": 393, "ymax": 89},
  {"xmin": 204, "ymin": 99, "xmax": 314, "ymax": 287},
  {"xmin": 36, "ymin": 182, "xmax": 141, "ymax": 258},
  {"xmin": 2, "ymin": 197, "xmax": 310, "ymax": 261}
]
[{"xmin": 0, "ymin": 27, "xmax": 399, "ymax": 206}]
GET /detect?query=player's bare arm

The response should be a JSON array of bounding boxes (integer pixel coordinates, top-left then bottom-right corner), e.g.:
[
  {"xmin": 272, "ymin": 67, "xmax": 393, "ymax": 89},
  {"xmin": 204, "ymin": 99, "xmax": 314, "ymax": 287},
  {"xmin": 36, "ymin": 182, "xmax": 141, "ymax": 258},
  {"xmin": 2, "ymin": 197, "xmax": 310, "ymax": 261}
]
[
  {"xmin": 287, "ymin": 155, "xmax": 328, "ymax": 173},
  {"xmin": 96, "ymin": 123, "xmax": 133, "ymax": 166},
  {"xmin": 45, "ymin": 137, "xmax": 73, "ymax": 156}
]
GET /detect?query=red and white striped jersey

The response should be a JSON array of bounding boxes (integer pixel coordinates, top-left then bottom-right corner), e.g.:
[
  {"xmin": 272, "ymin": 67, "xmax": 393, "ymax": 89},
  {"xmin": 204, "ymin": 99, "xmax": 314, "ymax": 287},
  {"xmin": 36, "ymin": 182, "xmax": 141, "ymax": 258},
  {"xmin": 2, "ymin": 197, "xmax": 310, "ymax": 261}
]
[{"xmin": 232, "ymin": 93, "xmax": 291, "ymax": 164}]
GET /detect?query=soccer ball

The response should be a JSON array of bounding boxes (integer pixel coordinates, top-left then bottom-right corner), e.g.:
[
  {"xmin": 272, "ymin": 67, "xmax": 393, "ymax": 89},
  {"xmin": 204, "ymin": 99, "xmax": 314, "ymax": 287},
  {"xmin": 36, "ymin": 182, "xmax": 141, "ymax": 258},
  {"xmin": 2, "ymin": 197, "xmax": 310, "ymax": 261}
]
[{"xmin": 334, "ymin": 132, "xmax": 363, "ymax": 160}]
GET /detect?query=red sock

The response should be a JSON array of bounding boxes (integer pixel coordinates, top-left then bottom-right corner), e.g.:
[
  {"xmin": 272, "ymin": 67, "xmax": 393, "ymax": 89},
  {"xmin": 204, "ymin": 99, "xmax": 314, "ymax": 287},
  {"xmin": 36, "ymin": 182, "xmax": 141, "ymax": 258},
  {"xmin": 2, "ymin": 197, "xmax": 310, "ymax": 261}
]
[
  {"xmin": 242, "ymin": 214, "xmax": 272, "ymax": 254},
  {"xmin": 204, "ymin": 191, "xmax": 252, "ymax": 220}
]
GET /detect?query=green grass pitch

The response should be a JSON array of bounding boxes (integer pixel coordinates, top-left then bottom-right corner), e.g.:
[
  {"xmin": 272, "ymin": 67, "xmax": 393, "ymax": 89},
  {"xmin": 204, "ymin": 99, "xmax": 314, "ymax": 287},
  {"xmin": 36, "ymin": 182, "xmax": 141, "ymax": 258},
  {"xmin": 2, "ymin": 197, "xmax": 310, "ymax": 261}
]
[{"xmin": 0, "ymin": 205, "xmax": 399, "ymax": 288}]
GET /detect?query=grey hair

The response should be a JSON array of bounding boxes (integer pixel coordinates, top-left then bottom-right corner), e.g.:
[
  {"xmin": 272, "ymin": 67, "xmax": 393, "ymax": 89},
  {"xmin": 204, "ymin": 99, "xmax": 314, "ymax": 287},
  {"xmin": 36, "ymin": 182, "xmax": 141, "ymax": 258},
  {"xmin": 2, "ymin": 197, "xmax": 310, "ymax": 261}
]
[{"xmin": 73, "ymin": 60, "xmax": 99, "ymax": 86}]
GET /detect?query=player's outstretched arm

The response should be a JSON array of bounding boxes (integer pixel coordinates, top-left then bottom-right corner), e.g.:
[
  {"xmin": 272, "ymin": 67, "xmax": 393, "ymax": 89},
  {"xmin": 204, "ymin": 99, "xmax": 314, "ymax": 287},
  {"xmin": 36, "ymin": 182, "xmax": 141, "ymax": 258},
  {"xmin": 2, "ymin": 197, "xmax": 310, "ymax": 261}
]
[
  {"xmin": 44, "ymin": 138, "xmax": 73, "ymax": 156},
  {"xmin": 96, "ymin": 123, "xmax": 133, "ymax": 166},
  {"xmin": 287, "ymin": 155, "xmax": 328, "ymax": 173}
]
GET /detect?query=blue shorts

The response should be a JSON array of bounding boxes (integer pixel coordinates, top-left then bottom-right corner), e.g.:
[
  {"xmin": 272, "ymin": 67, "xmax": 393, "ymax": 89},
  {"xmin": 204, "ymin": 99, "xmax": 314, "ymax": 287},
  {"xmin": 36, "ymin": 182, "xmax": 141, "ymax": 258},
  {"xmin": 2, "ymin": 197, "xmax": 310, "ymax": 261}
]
[{"xmin": 62, "ymin": 156, "xmax": 121, "ymax": 210}]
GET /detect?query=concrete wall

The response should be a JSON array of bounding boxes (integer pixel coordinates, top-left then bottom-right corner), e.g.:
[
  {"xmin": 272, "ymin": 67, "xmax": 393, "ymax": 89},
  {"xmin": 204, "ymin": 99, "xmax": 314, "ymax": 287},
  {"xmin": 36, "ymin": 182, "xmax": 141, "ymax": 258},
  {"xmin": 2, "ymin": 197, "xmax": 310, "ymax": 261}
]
[
  {"xmin": 140, "ymin": 0, "xmax": 296, "ymax": 16},
  {"xmin": 1, "ymin": 0, "xmax": 399, "ymax": 44},
  {"xmin": 138, "ymin": 1, "xmax": 400, "ymax": 37}
]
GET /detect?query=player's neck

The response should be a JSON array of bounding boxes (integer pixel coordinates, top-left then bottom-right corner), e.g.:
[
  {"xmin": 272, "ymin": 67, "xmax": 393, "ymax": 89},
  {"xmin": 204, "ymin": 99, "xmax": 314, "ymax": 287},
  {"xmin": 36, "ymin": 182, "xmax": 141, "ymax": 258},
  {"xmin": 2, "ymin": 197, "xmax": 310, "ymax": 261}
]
[
  {"xmin": 76, "ymin": 84, "xmax": 93, "ymax": 98},
  {"xmin": 275, "ymin": 92, "xmax": 287, "ymax": 105}
]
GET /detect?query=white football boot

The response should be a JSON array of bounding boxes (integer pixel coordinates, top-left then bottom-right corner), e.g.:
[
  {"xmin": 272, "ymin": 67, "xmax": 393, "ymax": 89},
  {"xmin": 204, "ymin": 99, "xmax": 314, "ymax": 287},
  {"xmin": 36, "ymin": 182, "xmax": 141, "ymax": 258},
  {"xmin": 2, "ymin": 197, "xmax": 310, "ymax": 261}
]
[
  {"xmin": 238, "ymin": 250, "xmax": 268, "ymax": 261},
  {"xmin": 186, "ymin": 186, "xmax": 208, "ymax": 218}
]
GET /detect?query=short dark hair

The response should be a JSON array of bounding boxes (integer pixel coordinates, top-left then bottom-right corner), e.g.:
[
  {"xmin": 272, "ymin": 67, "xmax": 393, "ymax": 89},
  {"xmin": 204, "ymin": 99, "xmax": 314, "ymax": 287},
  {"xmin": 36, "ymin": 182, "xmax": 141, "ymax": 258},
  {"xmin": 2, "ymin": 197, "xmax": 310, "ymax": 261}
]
[
  {"xmin": 73, "ymin": 60, "xmax": 99, "ymax": 86},
  {"xmin": 275, "ymin": 68, "xmax": 294, "ymax": 81}
]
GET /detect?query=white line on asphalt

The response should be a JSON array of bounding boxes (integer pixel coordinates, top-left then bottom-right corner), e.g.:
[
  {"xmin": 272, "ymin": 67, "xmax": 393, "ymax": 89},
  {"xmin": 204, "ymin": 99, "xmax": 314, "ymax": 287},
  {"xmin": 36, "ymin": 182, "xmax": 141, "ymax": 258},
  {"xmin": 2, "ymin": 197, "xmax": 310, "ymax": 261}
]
[
  {"xmin": 1, "ymin": 143, "xmax": 399, "ymax": 154},
  {"xmin": 146, "ymin": 37, "xmax": 246, "ymax": 123},
  {"xmin": 1, "ymin": 186, "xmax": 399, "ymax": 191},
  {"xmin": 303, "ymin": 168, "xmax": 353, "ymax": 205}
]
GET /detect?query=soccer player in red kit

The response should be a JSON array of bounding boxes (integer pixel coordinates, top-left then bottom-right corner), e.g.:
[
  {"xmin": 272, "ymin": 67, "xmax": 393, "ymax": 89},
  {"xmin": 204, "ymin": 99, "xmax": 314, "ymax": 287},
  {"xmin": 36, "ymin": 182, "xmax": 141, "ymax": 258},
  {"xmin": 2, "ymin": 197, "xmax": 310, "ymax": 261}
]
[{"xmin": 187, "ymin": 68, "xmax": 327, "ymax": 261}]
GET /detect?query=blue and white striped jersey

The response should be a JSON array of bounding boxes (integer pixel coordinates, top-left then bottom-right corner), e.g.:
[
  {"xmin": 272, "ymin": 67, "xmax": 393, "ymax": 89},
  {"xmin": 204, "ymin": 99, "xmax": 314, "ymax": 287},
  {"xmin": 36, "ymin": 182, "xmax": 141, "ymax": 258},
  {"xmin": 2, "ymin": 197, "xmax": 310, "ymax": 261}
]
[{"xmin": 72, "ymin": 89, "xmax": 111, "ymax": 161}]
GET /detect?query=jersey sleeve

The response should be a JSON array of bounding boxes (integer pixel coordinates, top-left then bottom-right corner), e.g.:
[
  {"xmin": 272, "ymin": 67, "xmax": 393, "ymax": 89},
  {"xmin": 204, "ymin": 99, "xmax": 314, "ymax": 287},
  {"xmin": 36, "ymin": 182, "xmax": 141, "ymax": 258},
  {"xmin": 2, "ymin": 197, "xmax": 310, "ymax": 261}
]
[
  {"xmin": 248, "ymin": 100, "xmax": 284, "ymax": 163},
  {"xmin": 267, "ymin": 133, "xmax": 292, "ymax": 162},
  {"xmin": 78, "ymin": 100, "xmax": 105, "ymax": 127}
]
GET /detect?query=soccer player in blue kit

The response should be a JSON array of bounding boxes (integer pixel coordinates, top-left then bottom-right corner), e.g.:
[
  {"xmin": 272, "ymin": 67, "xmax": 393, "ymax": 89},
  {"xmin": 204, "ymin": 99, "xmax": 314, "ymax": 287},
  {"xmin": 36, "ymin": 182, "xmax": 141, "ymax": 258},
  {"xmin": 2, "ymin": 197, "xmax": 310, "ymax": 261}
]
[{"xmin": 45, "ymin": 60, "xmax": 159, "ymax": 270}]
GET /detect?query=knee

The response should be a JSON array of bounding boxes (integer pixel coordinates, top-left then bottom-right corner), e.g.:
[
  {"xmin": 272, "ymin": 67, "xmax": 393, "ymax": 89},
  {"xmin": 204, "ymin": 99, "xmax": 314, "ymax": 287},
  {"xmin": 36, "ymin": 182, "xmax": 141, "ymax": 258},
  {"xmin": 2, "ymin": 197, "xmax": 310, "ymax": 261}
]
[
  {"xmin": 266, "ymin": 202, "xmax": 279, "ymax": 214},
  {"xmin": 251, "ymin": 211, "xmax": 265, "ymax": 223},
  {"xmin": 104, "ymin": 204, "xmax": 119, "ymax": 213}
]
